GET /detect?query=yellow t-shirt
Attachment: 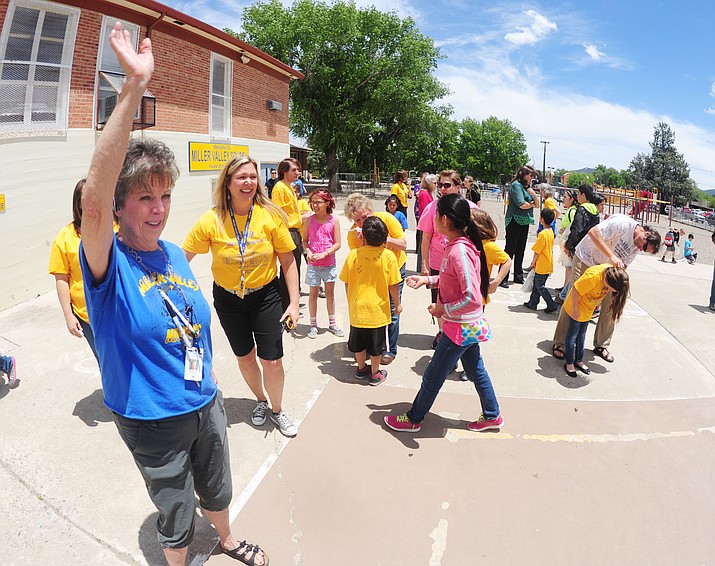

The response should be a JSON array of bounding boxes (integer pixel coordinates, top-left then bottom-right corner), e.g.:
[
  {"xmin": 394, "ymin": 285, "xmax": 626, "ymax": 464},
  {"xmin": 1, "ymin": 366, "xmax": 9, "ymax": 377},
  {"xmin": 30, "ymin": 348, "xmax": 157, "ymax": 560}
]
[
  {"xmin": 347, "ymin": 211, "xmax": 406, "ymax": 269},
  {"xmin": 532, "ymin": 227, "xmax": 554, "ymax": 275},
  {"xmin": 48, "ymin": 223, "xmax": 89, "ymax": 323},
  {"xmin": 391, "ymin": 182, "xmax": 409, "ymax": 208},
  {"xmin": 297, "ymin": 198, "xmax": 311, "ymax": 215},
  {"xmin": 543, "ymin": 196, "xmax": 557, "ymax": 211},
  {"xmin": 271, "ymin": 180, "xmax": 302, "ymax": 230},
  {"xmin": 564, "ymin": 264, "xmax": 610, "ymax": 322},
  {"xmin": 183, "ymin": 206, "xmax": 295, "ymax": 292},
  {"xmin": 339, "ymin": 245, "xmax": 401, "ymax": 328},
  {"xmin": 482, "ymin": 239, "xmax": 510, "ymax": 305}
]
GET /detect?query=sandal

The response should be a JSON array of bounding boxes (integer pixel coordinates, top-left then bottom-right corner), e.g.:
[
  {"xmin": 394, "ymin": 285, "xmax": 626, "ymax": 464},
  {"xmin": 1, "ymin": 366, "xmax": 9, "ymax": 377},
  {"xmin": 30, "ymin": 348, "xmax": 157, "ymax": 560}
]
[
  {"xmin": 552, "ymin": 345, "xmax": 565, "ymax": 360},
  {"xmin": 221, "ymin": 541, "xmax": 269, "ymax": 566},
  {"xmin": 593, "ymin": 347, "xmax": 614, "ymax": 363}
]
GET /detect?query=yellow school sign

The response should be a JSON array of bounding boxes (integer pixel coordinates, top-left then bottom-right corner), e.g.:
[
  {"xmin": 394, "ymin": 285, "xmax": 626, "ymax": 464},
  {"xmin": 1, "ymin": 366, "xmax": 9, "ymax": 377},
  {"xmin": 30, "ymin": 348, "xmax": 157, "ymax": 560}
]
[{"xmin": 188, "ymin": 142, "xmax": 249, "ymax": 172}]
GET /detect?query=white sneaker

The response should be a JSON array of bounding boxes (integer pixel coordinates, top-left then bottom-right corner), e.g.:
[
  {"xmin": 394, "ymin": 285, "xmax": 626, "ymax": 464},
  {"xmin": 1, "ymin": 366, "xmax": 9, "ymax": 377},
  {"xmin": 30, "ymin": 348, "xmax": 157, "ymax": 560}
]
[
  {"xmin": 307, "ymin": 326, "xmax": 318, "ymax": 339},
  {"xmin": 270, "ymin": 410, "xmax": 297, "ymax": 437},
  {"xmin": 251, "ymin": 400, "xmax": 269, "ymax": 426},
  {"xmin": 328, "ymin": 325, "xmax": 344, "ymax": 337}
]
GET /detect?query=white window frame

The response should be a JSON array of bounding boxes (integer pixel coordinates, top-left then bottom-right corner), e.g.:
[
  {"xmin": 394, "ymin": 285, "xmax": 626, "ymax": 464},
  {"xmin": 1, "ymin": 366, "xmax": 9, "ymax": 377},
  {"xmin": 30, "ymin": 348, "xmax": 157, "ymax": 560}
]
[
  {"xmin": 0, "ymin": 0, "xmax": 79, "ymax": 135},
  {"xmin": 95, "ymin": 17, "xmax": 139, "ymax": 128},
  {"xmin": 210, "ymin": 53, "xmax": 232, "ymax": 138}
]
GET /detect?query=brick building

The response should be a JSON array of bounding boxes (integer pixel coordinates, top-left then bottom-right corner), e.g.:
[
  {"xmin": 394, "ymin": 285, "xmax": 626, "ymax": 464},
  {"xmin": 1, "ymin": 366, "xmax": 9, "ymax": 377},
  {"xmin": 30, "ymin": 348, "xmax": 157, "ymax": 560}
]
[{"xmin": 0, "ymin": 0, "xmax": 302, "ymax": 310}]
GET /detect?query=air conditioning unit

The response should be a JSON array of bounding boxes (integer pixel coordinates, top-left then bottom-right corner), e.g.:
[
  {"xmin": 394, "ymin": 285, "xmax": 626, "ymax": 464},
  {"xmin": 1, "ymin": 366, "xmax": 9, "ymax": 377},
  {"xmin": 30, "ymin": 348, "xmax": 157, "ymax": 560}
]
[
  {"xmin": 98, "ymin": 94, "xmax": 117, "ymax": 125},
  {"xmin": 267, "ymin": 100, "xmax": 282, "ymax": 111}
]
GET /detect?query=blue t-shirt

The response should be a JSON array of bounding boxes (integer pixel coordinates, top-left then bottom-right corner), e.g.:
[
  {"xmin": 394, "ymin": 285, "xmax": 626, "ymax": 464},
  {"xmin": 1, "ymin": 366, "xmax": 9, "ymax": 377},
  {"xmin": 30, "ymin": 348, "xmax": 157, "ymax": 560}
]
[
  {"xmin": 392, "ymin": 210, "xmax": 408, "ymax": 230},
  {"xmin": 80, "ymin": 237, "xmax": 216, "ymax": 420},
  {"xmin": 684, "ymin": 239, "xmax": 693, "ymax": 257}
]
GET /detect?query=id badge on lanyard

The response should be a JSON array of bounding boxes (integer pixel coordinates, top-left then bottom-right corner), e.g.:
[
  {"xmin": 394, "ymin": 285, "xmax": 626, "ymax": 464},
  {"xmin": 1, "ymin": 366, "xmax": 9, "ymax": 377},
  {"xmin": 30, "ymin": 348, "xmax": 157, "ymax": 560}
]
[{"xmin": 184, "ymin": 347, "xmax": 203, "ymax": 382}]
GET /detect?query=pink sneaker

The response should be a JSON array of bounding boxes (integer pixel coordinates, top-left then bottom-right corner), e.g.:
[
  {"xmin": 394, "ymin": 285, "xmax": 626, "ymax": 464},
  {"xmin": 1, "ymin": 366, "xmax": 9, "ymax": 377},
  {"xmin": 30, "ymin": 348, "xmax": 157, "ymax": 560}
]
[
  {"xmin": 369, "ymin": 369, "xmax": 387, "ymax": 386},
  {"xmin": 384, "ymin": 414, "xmax": 421, "ymax": 432},
  {"xmin": 467, "ymin": 414, "xmax": 503, "ymax": 432}
]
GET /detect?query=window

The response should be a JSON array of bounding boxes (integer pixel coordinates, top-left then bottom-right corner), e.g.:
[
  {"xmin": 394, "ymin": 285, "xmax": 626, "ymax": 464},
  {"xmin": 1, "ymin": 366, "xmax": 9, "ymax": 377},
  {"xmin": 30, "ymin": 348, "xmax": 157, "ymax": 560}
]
[
  {"xmin": 210, "ymin": 53, "xmax": 232, "ymax": 137},
  {"xmin": 0, "ymin": 0, "xmax": 79, "ymax": 134}
]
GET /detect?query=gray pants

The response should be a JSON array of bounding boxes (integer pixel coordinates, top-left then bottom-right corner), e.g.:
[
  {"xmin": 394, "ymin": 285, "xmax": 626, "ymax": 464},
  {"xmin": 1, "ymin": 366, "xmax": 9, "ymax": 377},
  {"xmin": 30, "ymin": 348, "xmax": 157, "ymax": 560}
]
[{"xmin": 552, "ymin": 256, "xmax": 616, "ymax": 351}]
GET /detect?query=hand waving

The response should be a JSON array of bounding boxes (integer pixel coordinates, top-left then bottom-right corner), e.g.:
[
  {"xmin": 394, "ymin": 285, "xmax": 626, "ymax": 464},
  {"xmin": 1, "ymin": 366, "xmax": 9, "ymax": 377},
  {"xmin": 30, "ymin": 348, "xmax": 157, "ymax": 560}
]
[{"xmin": 108, "ymin": 22, "xmax": 154, "ymax": 88}]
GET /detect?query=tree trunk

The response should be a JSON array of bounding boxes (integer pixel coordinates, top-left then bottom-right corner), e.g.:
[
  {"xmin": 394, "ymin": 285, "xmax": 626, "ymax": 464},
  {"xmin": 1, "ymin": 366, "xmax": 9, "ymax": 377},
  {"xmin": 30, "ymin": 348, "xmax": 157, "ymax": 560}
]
[{"xmin": 326, "ymin": 149, "xmax": 341, "ymax": 193}]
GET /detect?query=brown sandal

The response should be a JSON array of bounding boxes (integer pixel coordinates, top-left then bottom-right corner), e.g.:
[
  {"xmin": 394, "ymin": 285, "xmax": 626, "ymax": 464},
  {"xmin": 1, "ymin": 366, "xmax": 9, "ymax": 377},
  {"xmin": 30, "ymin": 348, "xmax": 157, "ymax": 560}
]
[
  {"xmin": 552, "ymin": 345, "xmax": 565, "ymax": 360},
  {"xmin": 221, "ymin": 541, "xmax": 269, "ymax": 566},
  {"xmin": 593, "ymin": 347, "xmax": 614, "ymax": 363}
]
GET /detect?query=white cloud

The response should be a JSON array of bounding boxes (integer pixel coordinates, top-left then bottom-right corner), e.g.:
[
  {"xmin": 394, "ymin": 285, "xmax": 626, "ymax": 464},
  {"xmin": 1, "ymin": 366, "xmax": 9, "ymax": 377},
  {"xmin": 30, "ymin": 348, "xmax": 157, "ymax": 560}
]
[
  {"xmin": 504, "ymin": 9, "xmax": 558, "ymax": 46},
  {"xmin": 437, "ymin": 62, "xmax": 715, "ymax": 189},
  {"xmin": 584, "ymin": 43, "xmax": 605, "ymax": 61}
]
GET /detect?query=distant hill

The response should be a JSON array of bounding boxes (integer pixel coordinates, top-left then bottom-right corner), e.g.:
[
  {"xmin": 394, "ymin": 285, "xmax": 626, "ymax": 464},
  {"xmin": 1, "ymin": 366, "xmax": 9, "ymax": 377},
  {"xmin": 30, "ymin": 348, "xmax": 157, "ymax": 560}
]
[
  {"xmin": 704, "ymin": 188, "xmax": 715, "ymax": 196},
  {"xmin": 571, "ymin": 167, "xmax": 595, "ymax": 174}
]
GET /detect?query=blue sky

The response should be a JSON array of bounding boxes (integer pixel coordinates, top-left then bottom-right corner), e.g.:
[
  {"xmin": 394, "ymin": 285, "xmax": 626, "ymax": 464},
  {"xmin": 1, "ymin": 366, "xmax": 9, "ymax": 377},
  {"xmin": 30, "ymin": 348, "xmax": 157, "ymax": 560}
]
[{"xmin": 161, "ymin": 0, "xmax": 715, "ymax": 191}]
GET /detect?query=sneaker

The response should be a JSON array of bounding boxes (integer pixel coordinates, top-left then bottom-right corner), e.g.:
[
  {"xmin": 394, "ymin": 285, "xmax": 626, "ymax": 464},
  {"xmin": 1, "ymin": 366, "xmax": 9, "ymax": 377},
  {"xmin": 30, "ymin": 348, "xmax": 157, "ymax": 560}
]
[
  {"xmin": 318, "ymin": 286, "xmax": 326, "ymax": 299},
  {"xmin": 384, "ymin": 413, "xmax": 421, "ymax": 432},
  {"xmin": 251, "ymin": 400, "xmax": 269, "ymax": 426},
  {"xmin": 328, "ymin": 324, "xmax": 344, "ymax": 337},
  {"xmin": 498, "ymin": 279, "xmax": 509, "ymax": 289},
  {"xmin": 432, "ymin": 331, "xmax": 442, "ymax": 349},
  {"xmin": 671, "ymin": 259, "xmax": 677, "ymax": 264},
  {"xmin": 459, "ymin": 372, "xmax": 469, "ymax": 381},
  {"xmin": 522, "ymin": 302, "xmax": 537, "ymax": 310},
  {"xmin": 355, "ymin": 365, "xmax": 371, "ymax": 379},
  {"xmin": 307, "ymin": 326, "xmax": 318, "ymax": 339},
  {"xmin": 710, "ymin": 303, "xmax": 715, "ymax": 312},
  {"xmin": 270, "ymin": 410, "xmax": 297, "ymax": 437},
  {"xmin": 5, "ymin": 356, "xmax": 17, "ymax": 387},
  {"xmin": 467, "ymin": 414, "xmax": 504, "ymax": 432},
  {"xmin": 369, "ymin": 369, "xmax": 388, "ymax": 386},
  {"xmin": 660, "ymin": 257, "xmax": 666, "ymax": 262},
  {"xmin": 544, "ymin": 306, "xmax": 559, "ymax": 314},
  {"xmin": 554, "ymin": 295, "xmax": 564, "ymax": 305}
]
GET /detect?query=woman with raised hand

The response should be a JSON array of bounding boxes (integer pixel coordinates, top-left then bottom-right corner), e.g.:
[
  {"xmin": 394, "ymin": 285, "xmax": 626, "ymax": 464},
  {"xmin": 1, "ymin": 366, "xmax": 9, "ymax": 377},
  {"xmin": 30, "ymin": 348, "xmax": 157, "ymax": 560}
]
[{"xmin": 79, "ymin": 23, "xmax": 268, "ymax": 566}]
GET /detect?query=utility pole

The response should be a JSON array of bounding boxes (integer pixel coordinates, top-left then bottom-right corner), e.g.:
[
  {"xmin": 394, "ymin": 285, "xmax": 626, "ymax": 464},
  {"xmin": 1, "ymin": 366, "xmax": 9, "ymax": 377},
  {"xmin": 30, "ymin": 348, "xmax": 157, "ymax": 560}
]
[{"xmin": 540, "ymin": 140, "xmax": 550, "ymax": 180}]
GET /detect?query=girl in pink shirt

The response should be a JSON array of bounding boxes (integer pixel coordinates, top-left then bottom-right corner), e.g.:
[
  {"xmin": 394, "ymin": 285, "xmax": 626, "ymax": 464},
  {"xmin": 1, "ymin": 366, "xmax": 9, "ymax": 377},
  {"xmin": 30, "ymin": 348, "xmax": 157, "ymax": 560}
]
[
  {"xmin": 384, "ymin": 193, "xmax": 503, "ymax": 433},
  {"xmin": 303, "ymin": 189, "xmax": 343, "ymax": 338}
]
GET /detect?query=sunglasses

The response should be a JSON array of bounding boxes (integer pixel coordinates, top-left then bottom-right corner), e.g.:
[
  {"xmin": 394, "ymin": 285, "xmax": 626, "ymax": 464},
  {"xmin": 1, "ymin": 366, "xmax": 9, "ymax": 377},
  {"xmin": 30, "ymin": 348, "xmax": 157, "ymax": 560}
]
[{"xmin": 437, "ymin": 182, "xmax": 454, "ymax": 189}]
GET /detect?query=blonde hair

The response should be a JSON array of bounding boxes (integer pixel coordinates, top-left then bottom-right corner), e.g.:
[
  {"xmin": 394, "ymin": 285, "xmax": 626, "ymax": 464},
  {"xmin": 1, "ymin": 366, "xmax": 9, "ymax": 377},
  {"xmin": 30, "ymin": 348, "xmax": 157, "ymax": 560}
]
[
  {"xmin": 212, "ymin": 155, "xmax": 287, "ymax": 225},
  {"xmin": 604, "ymin": 267, "xmax": 630, "ymax": 322},
  {"xmin": 343, "ymin": 193, "xmax": 373, "ymax": 220},
  {"xmin": 439, "ymin": 170, "xmax": 461, "ymax": 185},
  {"xmin": 470, "ymin": 208, "xmax": 498, "ymax": 240}
]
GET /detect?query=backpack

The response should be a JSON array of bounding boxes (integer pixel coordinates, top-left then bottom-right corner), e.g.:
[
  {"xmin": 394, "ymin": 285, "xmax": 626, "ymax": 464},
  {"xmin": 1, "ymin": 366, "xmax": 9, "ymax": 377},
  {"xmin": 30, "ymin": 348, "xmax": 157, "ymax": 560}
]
[{"xmin": 663, "ymin": 231, "xmax": 674, "ymax": 247}]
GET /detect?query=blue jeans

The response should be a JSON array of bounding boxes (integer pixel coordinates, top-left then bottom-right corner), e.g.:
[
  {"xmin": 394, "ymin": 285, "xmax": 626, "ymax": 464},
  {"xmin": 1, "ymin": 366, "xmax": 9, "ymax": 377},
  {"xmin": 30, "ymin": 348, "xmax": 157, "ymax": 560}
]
[
  {"xmin": 710, "ymin": 262, "xmax": 715, "ymax": 305},
  {"xmin": 77, "ymin": 316, "xmax": 100, "ymax": 363},
  {"xmin": 564, "ymin": 316, "xmax": 588, "ymax": 364},
  {"xmin": 559, "ymin": 279, "xmax": 571, "ymax": 301},
  {"xmin": 407, "ymin": 332, "xmax": 499, "ymax": 424},
  {"xmin": 0, "ymin": 354, "xmax": 12, "ymax": 374},
  {"xmin": 526, "ymin": 273, "xmax": 558, "ymax": 310},
  {"xmin": 387, "ymin": 265, "xmax": 406, "ymax": 357}
]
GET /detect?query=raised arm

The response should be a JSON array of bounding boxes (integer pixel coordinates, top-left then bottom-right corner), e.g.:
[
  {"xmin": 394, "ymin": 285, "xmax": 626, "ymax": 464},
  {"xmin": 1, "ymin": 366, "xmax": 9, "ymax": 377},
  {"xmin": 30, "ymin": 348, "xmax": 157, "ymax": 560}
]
[{"xmin": 81, "ymin": 23, "xmax": 154, "ymax": 282}]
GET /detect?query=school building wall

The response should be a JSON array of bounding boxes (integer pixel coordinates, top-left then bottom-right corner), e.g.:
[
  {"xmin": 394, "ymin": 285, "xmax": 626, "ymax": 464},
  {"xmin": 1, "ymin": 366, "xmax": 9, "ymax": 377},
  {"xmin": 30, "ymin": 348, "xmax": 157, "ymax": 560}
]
[{"xmin": 0, "ymin": 0, "xmax": 294, "ymax": 311}]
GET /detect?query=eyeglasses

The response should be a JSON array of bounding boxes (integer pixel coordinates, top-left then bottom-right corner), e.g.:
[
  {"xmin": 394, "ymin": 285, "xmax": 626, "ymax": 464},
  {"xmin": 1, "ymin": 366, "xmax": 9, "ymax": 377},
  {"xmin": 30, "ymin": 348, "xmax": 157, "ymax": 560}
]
[
  {"xmin": 437, "ymin": 182, "xmax": 454, "ymax": 189},
  {"xmin": 311, "ymin": 200, "xmax": 326, "ymax": 206}
]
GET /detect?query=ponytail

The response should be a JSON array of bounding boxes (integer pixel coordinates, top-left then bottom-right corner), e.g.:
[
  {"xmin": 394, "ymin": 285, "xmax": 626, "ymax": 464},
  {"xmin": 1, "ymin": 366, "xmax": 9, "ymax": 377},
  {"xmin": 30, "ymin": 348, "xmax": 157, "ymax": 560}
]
[
  {"xmin": 437, "ymin": 193, "xmax": 490, "ymax": 300},
  {"xmin": 605, "ymin": 267, "xmax": 630, "ymax": 322}
]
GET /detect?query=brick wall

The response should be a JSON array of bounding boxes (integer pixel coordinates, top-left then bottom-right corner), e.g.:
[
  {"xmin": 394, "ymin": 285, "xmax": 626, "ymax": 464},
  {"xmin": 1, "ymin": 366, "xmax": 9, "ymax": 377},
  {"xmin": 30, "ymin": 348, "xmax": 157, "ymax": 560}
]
[{"xmin": 59, "ymin": 4, "xmax": 292, "ymax": 141}]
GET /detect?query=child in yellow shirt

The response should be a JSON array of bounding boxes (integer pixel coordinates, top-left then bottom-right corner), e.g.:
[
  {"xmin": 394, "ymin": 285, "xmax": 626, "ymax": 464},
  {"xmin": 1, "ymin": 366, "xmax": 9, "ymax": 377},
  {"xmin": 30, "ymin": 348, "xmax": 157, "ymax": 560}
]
[
  {"xmin": 339, "ymin": 216, "xmax": 402, "ymax": 386},
  {"xmin": 563, "ymin": 265, "xmax": 629, "ymax": 377},
  {"xmin": 524, "ymin": 208, "xmax": 558, "ymax": 313}
]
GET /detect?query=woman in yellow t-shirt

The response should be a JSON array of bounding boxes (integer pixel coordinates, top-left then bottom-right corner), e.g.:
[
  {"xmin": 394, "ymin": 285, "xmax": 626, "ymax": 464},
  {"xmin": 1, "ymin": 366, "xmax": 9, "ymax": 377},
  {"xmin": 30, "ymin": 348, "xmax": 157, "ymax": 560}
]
[
  {"xmin": 344, "ymin": 193, "xmax": 407, "ymax": 365},
  {"xmin": 390, "ymin": 169, "xmax": 410, "ymax": 215},
  {"xmin": 563, "ymin": 265, "xmax": 629, "ymax": 378},
  {"xmin": 183, "ymin": 155, "xmax": 299, "ymax": 437},
  {"xmin": 48, "ymin": 179, "xmax": 100, "ymax": 361}
]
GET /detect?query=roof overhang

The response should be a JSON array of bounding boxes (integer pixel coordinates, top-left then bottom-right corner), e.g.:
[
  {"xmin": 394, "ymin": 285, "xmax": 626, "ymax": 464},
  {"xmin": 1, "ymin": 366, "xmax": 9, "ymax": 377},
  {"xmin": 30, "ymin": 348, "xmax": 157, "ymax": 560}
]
[{"xmin": 60, "ymin": 0, "xmax": 304, "ymax": 80}]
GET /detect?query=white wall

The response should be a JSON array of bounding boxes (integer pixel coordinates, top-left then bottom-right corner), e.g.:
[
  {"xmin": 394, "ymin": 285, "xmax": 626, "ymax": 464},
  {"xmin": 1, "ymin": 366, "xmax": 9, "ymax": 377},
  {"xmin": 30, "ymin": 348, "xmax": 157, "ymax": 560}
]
[{"xmin": 0, "ymin": 129, "xmax": 290, "ymax": 312}]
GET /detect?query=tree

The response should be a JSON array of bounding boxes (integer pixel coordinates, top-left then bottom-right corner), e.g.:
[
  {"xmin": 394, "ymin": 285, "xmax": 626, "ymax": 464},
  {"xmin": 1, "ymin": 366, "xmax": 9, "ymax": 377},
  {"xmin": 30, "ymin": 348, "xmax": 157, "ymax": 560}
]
[
  {"xmin": 566, "ymin": 172, "xmax": 594, "ymax": 188},
  {"xmin": 458, "ymin": 116, "xmax": 528, "ymax": 183},
  {"xmin": 628, "ymin": 123, "xmax": 695, "ymax": 208},
  {"xmin": 234, "ymin": 0, "xmax": 446, "ymax": 191}
]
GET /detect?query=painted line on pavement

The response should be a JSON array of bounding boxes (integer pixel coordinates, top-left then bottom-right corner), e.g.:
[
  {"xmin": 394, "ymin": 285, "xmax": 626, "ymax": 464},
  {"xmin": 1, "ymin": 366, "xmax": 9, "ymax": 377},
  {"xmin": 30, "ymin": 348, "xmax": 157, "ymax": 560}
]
[{"xmin": 446, "ymin": 425, "xmax": 715, "ymax": 443}]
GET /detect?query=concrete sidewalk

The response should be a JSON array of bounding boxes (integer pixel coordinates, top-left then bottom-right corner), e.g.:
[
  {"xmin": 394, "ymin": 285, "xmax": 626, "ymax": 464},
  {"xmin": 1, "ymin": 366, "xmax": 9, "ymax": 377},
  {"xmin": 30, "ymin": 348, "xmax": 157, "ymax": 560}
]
[{"xmin": 1, "ymin": 196, "xmax": 714, "ymax": 565}]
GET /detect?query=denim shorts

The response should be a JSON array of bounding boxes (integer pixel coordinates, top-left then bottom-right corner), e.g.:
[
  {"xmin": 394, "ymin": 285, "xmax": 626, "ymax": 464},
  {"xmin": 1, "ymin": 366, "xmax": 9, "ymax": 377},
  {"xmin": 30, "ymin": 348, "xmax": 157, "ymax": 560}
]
[{"xmin": 305, "ymin": 264, "xmax": 337, "ymax": 286}]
